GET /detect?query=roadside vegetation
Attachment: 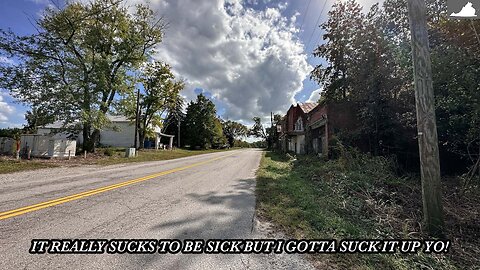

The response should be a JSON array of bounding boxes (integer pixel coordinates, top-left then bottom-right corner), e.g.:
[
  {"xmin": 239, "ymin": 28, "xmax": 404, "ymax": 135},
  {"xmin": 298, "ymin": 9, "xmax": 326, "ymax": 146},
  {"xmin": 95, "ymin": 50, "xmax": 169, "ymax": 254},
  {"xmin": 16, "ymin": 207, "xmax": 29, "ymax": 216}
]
[
  {"xmin": 0, "ymin": 147, "xmax": 238, "ymax": 174},
  {"xmin": 94, "ymin": 148, "xmax": 234, "ymax": 166},
  {"xmin": 0, "ymin": 159, "xmax": 57, "ymax": 174},
  {"xmin": 256, "ymin": 150, "xmax": 479, "ymax": 269}
]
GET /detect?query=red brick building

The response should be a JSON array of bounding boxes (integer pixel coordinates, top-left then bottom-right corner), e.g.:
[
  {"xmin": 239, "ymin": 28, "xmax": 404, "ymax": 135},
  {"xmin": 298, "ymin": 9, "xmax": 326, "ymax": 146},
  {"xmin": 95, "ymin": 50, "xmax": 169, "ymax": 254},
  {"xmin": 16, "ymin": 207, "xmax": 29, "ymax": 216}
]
[
  {"xmin": 278, "ymin": 102, "xmax": 357, "ymax": 157},
  {"xmin": 278, "ymin": 103, "xmax": 316, "ymax": 154}
]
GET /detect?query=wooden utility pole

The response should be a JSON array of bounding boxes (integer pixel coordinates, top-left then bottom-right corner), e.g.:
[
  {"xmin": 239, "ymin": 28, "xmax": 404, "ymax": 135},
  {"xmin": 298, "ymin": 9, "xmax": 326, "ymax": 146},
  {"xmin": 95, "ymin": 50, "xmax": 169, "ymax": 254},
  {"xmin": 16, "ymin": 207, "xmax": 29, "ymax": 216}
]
[
  {"xmin": 407, "ymin": 0, "xmax": 444, "ymax": 237},
  {"xmin": 270, "ymin": 111, "xmax": 274, "ymax": 149},
  {"xmin": 134, "ymin": 88, "xmax": 140, "ymax": 150},
  {"xmin": 177, "ymin": 120, "xmax": 181, "ymax": 148}
]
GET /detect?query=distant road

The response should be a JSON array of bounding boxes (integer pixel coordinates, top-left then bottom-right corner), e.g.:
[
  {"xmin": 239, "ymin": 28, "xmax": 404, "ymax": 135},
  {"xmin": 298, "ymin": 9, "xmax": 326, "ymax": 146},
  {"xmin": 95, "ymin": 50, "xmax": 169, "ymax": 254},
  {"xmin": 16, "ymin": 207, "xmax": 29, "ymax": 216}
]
[{"xmin": 0, "ymin": 149, "xmax": 314, "ymax": 269}]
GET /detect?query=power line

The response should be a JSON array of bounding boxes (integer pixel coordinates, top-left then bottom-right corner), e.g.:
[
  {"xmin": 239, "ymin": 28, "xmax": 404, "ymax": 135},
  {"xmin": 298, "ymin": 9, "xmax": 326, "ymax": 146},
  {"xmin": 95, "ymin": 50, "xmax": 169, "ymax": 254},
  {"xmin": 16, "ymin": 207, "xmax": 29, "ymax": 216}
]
[
  {"xmin": 275, "ymin": 0, "xmax": 313, "ymax": 90},
  {"xmin": 313, "ymin": 0, "xmax": 331, "ymax": 50},
  {"xmin": 299, "ymin": 0, "xmax": 313, "ymax": 32},
  {"xmin": 305, "ymin": 0, "xmax": 330, "ymax": 53}
]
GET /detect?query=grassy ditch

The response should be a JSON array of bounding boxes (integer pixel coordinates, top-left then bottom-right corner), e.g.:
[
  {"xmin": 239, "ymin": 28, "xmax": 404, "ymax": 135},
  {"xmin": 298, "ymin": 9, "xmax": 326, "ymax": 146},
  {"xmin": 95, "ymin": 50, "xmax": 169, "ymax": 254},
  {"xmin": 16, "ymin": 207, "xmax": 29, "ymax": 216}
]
[
  {"xmin": 256, "ymin": 151, "xmax": 479, "ymax": 269},
  {"xmin": 0, "ymin": 159, "xmax": 57, "ymax": 174},
  {"xmin": 95, "ymin": 148, "xmax": 234, "ymax": 166},
  {"xmin": 0, "ymin": 148, "xmax": 237, "ymax": 174}
]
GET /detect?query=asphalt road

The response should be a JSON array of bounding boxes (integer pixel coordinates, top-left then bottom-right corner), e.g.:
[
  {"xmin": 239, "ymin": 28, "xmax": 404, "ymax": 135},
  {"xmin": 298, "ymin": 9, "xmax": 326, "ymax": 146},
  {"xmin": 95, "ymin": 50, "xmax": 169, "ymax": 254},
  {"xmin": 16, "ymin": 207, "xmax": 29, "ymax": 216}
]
[{"xmin": 0, "ymin": 149, "xmax": 314, "ymax": 270}]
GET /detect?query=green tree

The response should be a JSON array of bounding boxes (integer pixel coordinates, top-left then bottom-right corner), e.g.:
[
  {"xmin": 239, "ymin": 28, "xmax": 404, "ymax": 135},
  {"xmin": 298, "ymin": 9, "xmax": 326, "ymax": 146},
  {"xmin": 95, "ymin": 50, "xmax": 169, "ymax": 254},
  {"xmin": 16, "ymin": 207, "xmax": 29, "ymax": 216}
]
[
  {"xmin": 0, "ymin": 128, "xmax": 22, "ymax": 139},
  {"xmin": 312, "ymin": 0, "xmax": 414, "ymax": 155},
  {"xmin": 311, "ymin": 0, "xmax": 479, "ymax": 174},
  {"xmin": 24, "ymin": 107, "xmax": 56, "ymax": 132},
  {"xmin": 249, "ymin": 117, "xmax": 267, "ymax": 140},
  {"xmin": 250, "ymin": 116, "xmax": 278, "ymax": 149},
  {"xmin": 163, "ymin": 98, "xmax": 185, "ymax": 147},
  {"xmin": 311, "ymin": 0, "xmax": 365, "ymax": 101},
  {"xmin": 212, "ymin": 118, "xmax": 228, "ymax": 148},
  {"xmin": 222, "ymin": 120, "xmax": 248, "ymax": 147},
  {"xmin": 119, "ymin": 61, "xmax": 184, "ymax": 148},
  {"xmin": 382, "ymin": 0, "xmax": 479, "ymax": 172},
  {"xmin": 182, "ymin": 94, "xmax": 219, "ymax": 149},
  {"xmin": 0, "ymin": 0, "xmax": 165, "ymax": 152}
]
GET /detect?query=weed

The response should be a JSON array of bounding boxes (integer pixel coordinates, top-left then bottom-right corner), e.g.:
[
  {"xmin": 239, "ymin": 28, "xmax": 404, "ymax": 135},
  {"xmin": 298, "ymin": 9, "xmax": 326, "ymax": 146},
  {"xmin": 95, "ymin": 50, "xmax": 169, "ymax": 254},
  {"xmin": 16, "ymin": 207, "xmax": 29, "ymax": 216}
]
[{"xmin": 256, "ymin": 151, "xmax": 476, "ymax": 269}]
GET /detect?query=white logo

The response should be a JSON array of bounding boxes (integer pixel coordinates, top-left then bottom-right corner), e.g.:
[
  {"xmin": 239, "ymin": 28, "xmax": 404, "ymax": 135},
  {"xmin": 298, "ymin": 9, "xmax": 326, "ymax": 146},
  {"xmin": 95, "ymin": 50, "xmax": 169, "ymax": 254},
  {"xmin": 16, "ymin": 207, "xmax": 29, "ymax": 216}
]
[{"xmin": 450, "ymin": 2, "xmax": 478, "ymax": 18}]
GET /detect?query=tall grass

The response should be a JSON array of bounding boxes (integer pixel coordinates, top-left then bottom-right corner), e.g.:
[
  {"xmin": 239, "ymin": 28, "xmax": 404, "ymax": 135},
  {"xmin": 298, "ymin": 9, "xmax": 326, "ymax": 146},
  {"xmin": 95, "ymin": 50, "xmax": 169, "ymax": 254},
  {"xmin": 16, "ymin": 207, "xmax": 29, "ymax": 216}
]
[{"xmin": 256, "ymin": 150, "xmax": 465, "ymax": 269}]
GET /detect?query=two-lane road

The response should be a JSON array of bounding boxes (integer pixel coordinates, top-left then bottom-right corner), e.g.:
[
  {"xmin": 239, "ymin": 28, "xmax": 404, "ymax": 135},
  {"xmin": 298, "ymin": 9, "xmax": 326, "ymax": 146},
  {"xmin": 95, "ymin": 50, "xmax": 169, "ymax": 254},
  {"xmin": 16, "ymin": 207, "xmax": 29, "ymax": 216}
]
[{"xmin": 0, "ymin": 149, "xmax": 314, "ymax": 269}]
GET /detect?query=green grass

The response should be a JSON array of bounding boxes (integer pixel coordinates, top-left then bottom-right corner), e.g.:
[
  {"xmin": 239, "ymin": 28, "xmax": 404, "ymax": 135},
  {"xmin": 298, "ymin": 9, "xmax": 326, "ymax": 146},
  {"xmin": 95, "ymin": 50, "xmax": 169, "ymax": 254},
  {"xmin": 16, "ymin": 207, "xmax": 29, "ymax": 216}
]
[
  {"xmin": 0, "ymin": 148, "xmax": 238, "ymax": 174},
  {"xmin": 0, "ymin": 160, "xmax": 57, "ymax": 174},
  {"xmin": 94, "ymin": 148, "xmax": 235, "ymax": 166},
  {"xmin": 256, "ymin": 151, "xmax": 464, "ymax": 269}
]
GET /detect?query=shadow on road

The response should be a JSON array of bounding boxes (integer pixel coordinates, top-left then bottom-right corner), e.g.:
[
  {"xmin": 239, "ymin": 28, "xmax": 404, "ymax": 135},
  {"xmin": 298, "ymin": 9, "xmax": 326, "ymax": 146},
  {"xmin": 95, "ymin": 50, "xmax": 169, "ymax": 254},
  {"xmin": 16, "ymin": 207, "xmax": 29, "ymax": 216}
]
[{"xmin": 131, "ymin": 178, "xmax": 258, "ymax": 269}]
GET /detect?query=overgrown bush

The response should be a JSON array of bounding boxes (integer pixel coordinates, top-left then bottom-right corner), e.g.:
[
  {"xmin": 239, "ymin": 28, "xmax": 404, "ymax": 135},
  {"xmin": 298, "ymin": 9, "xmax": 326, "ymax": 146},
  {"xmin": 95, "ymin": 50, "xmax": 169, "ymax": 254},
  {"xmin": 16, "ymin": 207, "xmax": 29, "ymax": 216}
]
[
  {"xmin": 103, "ymin": 148, "xmax": 114, "ymax": 156},
  {"xmin": 258, "ymin": 150, "xmax": 479, "ymax": 269}
]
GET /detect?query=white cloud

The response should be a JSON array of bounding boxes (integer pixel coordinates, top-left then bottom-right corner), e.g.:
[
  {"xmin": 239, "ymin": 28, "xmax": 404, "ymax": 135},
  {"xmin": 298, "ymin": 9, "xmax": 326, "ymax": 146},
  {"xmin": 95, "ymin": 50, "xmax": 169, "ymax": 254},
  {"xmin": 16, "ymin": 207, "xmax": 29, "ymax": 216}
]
[
  {"xmin": 306, "ymin": 88, "xmax": 323, "ymax": 103},
  {"xmin": 451, "ymin": 2, "xmax": 478, "ymax": 17},
  {"xmin": 0, "ymin": 93, "xmax": 16, "ymax": 124},
  {"xmin": 28, "ymin": 0, "xmax": 50, "ymax": 4},
  {"xmin": 137, "ymin": 0, "xmax": 312, "ymax": 122},
  {"xmin": 0, "ymin": 56, "xmax": 14, "ymax": 65}
]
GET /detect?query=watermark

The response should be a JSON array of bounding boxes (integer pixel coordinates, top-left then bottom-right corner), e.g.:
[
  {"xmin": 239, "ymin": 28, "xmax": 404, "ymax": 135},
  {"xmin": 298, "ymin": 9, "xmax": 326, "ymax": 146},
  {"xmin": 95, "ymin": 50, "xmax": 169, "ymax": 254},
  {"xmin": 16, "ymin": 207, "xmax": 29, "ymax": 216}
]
[
  {"xmin": 448, "ymin": 0, "xmax": 479, "ymax": 19},
  {"xmin": 29, "ymin": 239, "xmax": 451, "ymax": 255}
]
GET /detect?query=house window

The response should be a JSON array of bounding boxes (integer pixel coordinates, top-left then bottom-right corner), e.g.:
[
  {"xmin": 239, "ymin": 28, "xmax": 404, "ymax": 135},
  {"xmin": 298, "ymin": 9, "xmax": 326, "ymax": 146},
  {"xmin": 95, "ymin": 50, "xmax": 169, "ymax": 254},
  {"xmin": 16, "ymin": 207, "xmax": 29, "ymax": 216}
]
[{"xmin": 295, "ymin": 117, "xmax": 303, "ymax": 131}]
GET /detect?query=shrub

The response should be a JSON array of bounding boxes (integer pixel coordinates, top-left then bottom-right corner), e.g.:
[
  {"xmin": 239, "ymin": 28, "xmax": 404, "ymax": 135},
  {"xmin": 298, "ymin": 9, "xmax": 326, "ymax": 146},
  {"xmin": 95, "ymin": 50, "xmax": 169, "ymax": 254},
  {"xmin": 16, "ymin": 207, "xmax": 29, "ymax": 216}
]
[{"xmin": 104, "ymin": 148, "xmax": 114, "ymax": 156}]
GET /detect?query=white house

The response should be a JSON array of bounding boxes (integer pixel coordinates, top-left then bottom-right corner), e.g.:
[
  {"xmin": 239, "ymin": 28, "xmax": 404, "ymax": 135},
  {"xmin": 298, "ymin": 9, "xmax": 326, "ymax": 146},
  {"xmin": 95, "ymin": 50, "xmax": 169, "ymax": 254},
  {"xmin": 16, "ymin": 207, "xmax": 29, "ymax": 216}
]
[
  {"xmin": 38, "ymin": 115, "xmax": 174, "ymax": 149},
  {"xmin": 38, "ymin": 115, "xmax": 138, "ymax": 148}
]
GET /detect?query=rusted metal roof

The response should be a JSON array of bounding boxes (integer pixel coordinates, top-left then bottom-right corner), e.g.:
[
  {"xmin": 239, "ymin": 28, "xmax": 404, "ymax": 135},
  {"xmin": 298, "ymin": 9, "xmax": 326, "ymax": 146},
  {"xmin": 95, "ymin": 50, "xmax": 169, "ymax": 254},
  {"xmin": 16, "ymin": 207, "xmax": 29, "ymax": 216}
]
[{"xmin": 298, "ymin": 103, "xmax": 316, "ymax": 113}]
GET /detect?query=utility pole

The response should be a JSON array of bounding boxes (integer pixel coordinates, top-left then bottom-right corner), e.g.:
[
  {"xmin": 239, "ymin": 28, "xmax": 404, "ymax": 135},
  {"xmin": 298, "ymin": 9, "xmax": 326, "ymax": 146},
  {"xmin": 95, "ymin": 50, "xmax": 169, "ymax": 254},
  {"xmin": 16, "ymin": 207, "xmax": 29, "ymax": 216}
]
[
  {"xmin": 270, "ymin": 112, "xmax": 274, "ymax": 149},
  {"xmin": 407, "ymin": 0, "xmax": 444, "ymax": 237},
  {"xmin": 177, "ymin": 120, "xmax": 181, "ymax": 148},
  {"xmin": 134, "ymin": 88, "xmax": 140, "ymax": 150},
  {"xmin": 271, "ymin": 111, "xmax": 273, "ymax": 128}
]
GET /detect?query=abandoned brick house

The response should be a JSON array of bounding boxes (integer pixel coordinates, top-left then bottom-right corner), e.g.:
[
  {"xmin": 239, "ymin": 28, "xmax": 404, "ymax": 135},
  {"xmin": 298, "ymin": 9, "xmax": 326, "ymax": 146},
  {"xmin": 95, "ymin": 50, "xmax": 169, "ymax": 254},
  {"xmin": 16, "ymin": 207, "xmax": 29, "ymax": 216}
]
[
  {"xmin": 278, "ymin": 103, "xmax": 315, "ymax": 155},
  {"xmin": 278, "ymin": 102, "xmax": 356, "ymax": 157}
]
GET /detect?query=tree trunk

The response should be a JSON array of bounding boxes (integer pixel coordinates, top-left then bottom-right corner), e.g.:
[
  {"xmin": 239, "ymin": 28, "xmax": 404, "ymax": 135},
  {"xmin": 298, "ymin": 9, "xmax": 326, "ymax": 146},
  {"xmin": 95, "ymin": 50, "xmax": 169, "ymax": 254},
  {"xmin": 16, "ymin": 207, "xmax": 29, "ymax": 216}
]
[
  {"xmin": 82, "ymin": 126, "xmax": 100, "ymax": 153},
  {"xmin": 138, "ymin": 129, "xmax": 145, "ymax": 150},
  {"xmin": 82, "ymin": 125, "xmax": 94, "ymax": 153}
]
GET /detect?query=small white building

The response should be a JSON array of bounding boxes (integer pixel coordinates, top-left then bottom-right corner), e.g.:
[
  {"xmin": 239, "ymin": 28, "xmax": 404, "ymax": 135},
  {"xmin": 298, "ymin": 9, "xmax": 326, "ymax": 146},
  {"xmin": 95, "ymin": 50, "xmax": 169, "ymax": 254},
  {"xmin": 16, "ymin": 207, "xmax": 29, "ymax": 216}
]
[
  {"xmin": 38, "ymin": 115, "xmax": 174, "ymax": 149},
  {"xmin": 0, "ymin": 137, "xmax": 15, "ymax": 154},
  {"xmin": 20, "ymin": 134, "xmax": 76, "ymax": 158},
  {"xmin": 38, "ymin": 115, "xmax": 138, "ymax": 148}
]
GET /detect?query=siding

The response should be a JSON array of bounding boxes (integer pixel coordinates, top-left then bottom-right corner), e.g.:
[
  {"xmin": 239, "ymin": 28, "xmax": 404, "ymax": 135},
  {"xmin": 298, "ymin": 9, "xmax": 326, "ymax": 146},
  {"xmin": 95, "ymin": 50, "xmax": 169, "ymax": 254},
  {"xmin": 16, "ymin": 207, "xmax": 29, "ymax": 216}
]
[{"xmin": 99, "ymin": 122, "xmax": 137, "ymax": 148}]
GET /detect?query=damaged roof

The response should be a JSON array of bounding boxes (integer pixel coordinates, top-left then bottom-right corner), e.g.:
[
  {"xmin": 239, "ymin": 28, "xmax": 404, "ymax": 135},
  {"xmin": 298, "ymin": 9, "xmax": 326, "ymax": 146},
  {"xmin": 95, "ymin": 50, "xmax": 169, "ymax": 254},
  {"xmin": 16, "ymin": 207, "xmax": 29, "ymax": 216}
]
[{"xmin": 298, "ymin": 103, "xmax": 316, "ymax": 114}]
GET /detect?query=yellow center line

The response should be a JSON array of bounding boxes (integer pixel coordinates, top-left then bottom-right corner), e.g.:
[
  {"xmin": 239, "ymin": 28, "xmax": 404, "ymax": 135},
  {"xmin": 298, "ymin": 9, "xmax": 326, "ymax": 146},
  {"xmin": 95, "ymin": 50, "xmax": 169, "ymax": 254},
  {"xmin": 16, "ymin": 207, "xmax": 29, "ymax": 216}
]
[{"xmin": 0, "ymin": 152, "xmax": 236, "ymax": 221}]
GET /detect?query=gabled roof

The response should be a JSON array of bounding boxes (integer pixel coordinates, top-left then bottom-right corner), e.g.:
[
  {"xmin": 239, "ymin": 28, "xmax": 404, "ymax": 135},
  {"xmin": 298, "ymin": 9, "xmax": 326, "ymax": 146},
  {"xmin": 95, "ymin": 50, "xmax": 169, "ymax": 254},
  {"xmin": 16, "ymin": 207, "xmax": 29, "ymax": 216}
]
[
  {"xmin": 298, "ymin": 103, "xmax": 316, "ymax": 114},
  {"xmin": 107, "ymin": 115, "xmax": 130, "ymax": 122},
  {"xmin": 42, "ymin": 115, "xmax": 131, "ymax": 129}
]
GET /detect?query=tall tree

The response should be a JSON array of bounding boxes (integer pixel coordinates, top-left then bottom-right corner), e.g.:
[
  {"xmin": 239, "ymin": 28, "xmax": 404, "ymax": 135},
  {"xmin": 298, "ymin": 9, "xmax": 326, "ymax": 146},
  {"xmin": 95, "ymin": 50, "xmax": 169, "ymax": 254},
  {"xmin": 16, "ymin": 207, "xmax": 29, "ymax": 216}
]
[
  {"xmin": 381, "ymin": 0, "xmax": 480, "ymax": 172},
  {"xmin": 250, "ymin": 116, "xmax": 276, "ymax": 149},
  {"xmin": 24, "ymin": 107, "xmax": 56, "ymax": 132},
  {"xmin": 311, "ymin": 0, "xmax": 365, "ymax": 101},
  {"xmin": 119, "ymin": 61, "xmax": 184, "ymax": 148},
  {"xmin": 249, "ymin": 117, "xmax": 267, "ymax": 140},
  {"xmin": 312, "ymin": 0, "xmax": 408, "ymax": 155},
  {"xmin": 183, "ymin": 94, "xmax": 219, "ymax": 149},
  {"xmin": 163, "ymin": 97, "xmax": 185, "ymax": 147},
  {"xmin": 212, "ymin": 118, "xmax": 228, "ymax": 148},
  {"xmin": 222, "ymin": 120, "xmax": 248, "ymax": 147},
  {"xmin": 0, "ymin": 0, "xmax": 165, "ymax": 152}
]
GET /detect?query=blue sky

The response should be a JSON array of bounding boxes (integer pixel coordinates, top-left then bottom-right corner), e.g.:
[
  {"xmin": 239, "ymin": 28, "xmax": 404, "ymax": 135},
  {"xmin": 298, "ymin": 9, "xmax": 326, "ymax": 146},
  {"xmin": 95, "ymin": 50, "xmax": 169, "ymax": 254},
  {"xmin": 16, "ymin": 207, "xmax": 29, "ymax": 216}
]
[{"xmin": 0, "ymin": 0, "xmax": 382, "ymax": 128}]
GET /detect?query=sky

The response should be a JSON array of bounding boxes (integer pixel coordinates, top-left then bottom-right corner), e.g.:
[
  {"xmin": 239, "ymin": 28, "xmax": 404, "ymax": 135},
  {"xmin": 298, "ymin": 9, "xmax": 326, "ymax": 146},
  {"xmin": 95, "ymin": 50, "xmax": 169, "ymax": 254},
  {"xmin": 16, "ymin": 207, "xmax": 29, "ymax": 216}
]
[{"xmin": 0, "ymin": 0, "xmax": 383, "ymax": 128}]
